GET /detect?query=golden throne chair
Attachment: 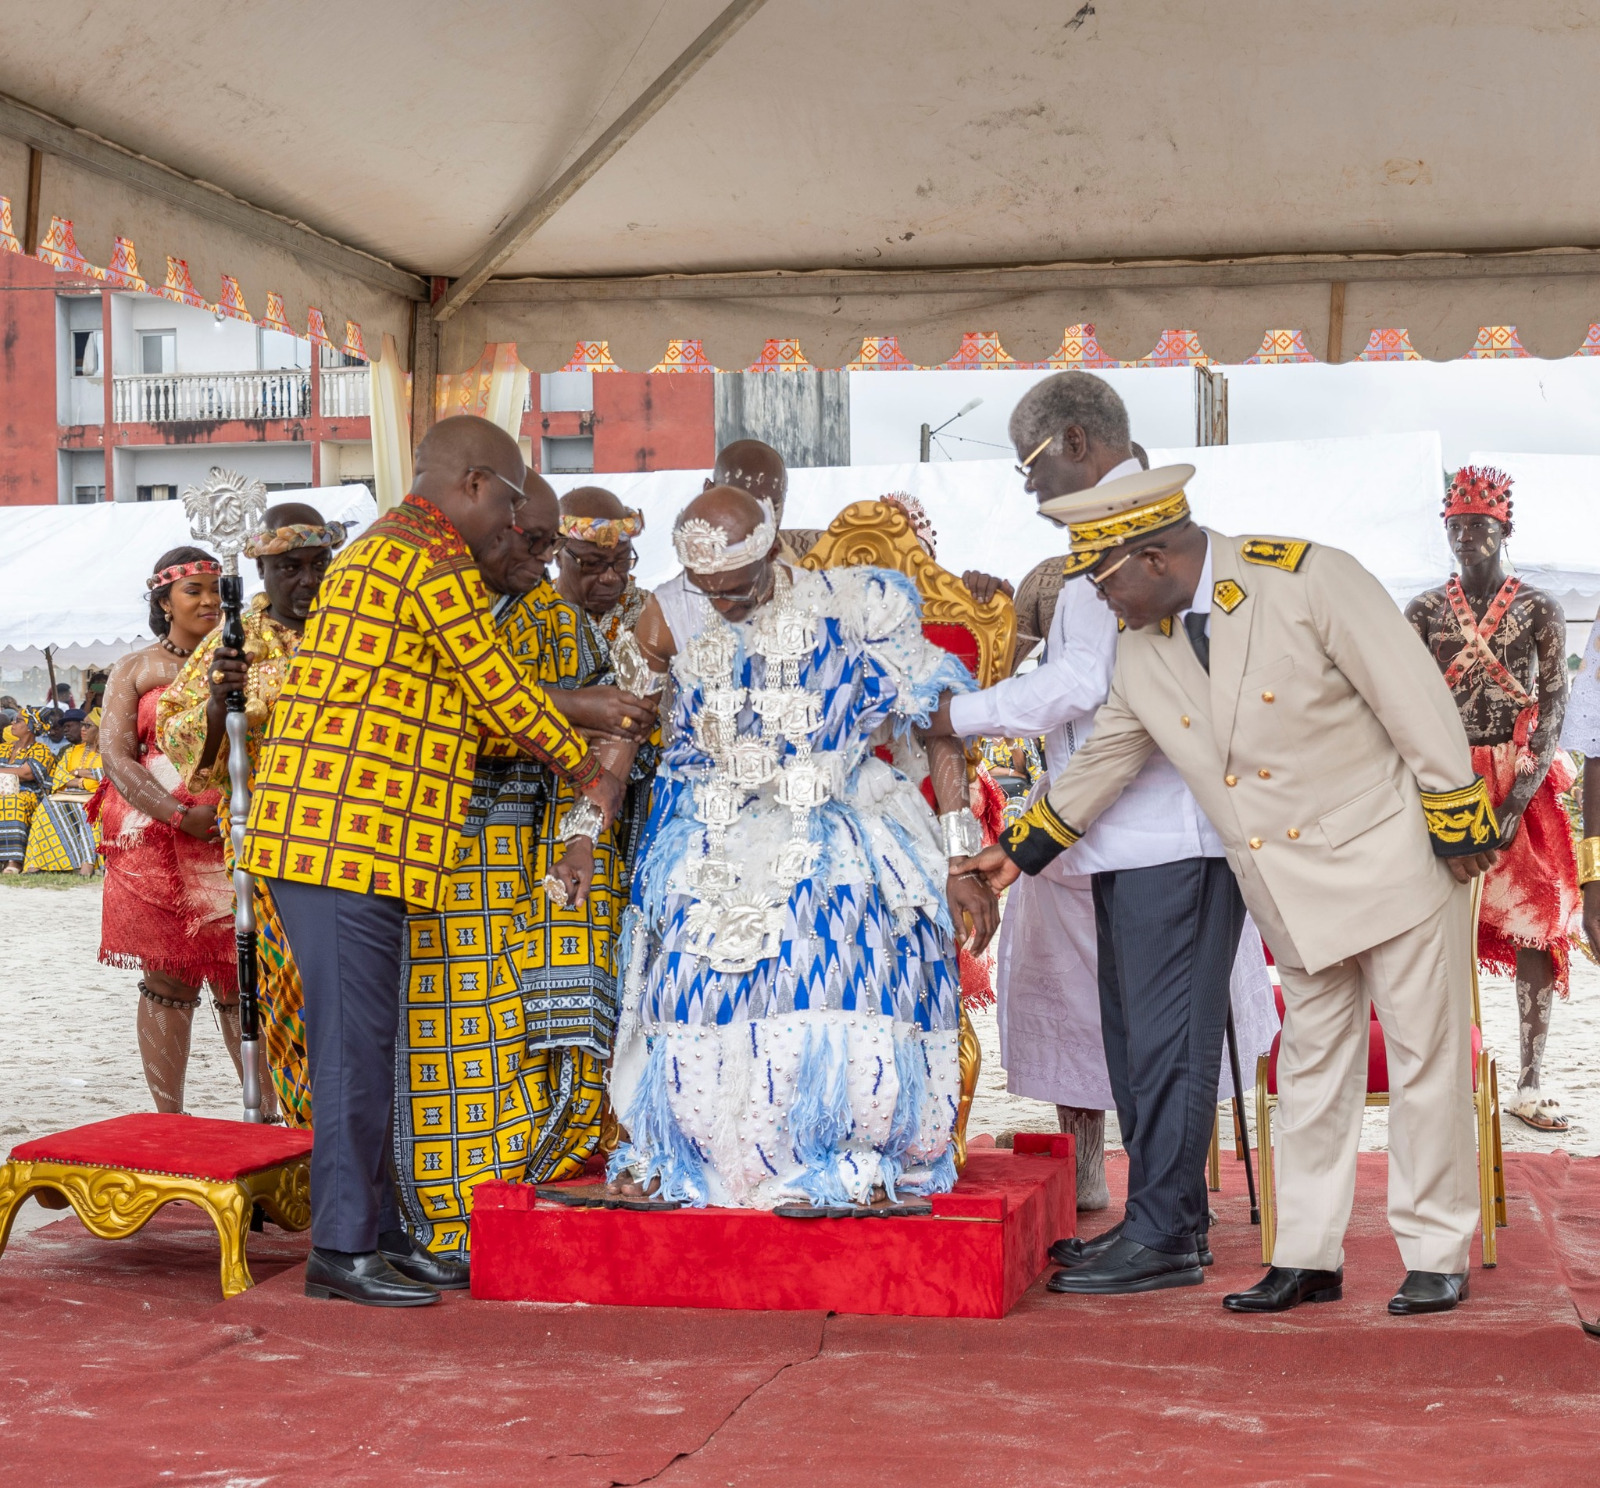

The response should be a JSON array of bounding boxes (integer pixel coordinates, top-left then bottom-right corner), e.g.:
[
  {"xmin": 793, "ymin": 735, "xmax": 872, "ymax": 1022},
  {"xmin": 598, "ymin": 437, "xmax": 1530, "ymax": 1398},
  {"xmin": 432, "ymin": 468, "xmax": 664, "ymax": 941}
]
[{"xmin": 801, "ymin": 499, "xmax": 1018, "ymax": 1171}]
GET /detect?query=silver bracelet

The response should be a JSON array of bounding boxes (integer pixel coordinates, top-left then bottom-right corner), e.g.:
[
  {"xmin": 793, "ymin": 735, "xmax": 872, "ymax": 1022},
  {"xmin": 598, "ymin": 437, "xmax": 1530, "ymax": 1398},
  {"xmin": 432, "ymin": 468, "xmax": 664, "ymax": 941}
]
[
  {"xmin": 612, "ymin": 631, "xmax": 668, "ymax": 698},
  {"xmin": 939, "ymin": 808, "xmax": 984, "ymax": 860},
  {"xmin": 557, "ymin": 797, "xmax": 606, "ymax": 842}
]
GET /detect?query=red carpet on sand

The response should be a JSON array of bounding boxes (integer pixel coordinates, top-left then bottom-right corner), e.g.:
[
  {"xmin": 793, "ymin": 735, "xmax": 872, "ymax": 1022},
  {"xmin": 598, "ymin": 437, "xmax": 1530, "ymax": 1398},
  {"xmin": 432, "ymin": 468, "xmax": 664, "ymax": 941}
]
[{"xmin": 2, "ymin": 1148, "xmax": 1598, "ymax": 1487}]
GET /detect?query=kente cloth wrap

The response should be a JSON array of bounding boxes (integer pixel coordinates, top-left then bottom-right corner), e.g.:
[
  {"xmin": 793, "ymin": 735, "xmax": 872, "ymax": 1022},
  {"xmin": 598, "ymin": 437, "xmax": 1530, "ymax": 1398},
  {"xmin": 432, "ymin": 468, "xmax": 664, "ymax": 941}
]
[
  {"xmin": 594, "ymin": 577, "xmax": 649, "ymax": 653},
  {"xmin": 394, "ymin": 581, "xmax": 658, "ymax": 1259},
  {"xmin": 92, "ymin": 687, "xmax": 236, "ymax": 992},
  {"xmin": 146, "ymin": 559, "xmax": 220, "ymax": 592},
  {"xmin": 558, "ymin": 510, "xmax": 643, "ymax": 548},
  {"xmin": 240, "ymin": 494, "xmax": 600, "ymax": 911},
  {"xmin": 1444, "ymin": 575, "xmax": 1542, "ymax": 770},
  {"xmin": 1473, "ymin": 740, "xmax": 1579, "ymax": 996},
  {"xmin": 157, "ymin": 594, "xmax": 299, "ymax": 796},
  {"xmin": 609, "ymin": 563, "xmax": 976, "ymax": 1210},
  {"xmin": 22, "ymin": 744, "xmax": 102, "ymax": 871},
  {"xmin": 0, "ymin": 740, "xmax": 53, "ymax": 862},
  {"xmin": 242, "ymin": 521, "xmax": 349, "ymax": 559},
  {"xmin": 255, "ymin": 878, "xmax": 311, "ymax": 1127}
]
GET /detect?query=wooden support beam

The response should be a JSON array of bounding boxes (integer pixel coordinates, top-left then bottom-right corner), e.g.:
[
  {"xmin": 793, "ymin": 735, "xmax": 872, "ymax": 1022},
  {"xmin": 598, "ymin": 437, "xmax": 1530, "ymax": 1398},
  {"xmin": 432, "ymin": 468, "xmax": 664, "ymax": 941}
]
[
  {"xmin": 1327, "ymin": 281, "xmax": 1346, "ymax": 363},
  {"xmin": 409, "ymin": 300, "xmax": 438, "ymax": 454},
  {"xmin": 472, "ymin": 245, "xmax": 1600, "ymax": 305},
  {"xmin": 434, "ymin": 0, "xmax": 770, "ymax": 322},
  {"xmin": 22, "ymin": 146, "xmax": 42, "ymax": 254},
  {"xmin": 0, "ymin": 91, "xmax": 426, "ymax": 301}
]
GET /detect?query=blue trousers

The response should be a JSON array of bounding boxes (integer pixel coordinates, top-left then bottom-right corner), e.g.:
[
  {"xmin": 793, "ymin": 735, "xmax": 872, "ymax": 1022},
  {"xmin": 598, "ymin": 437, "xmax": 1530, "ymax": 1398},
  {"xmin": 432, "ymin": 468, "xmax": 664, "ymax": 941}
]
[
  {"xmin": 267, "ymin": 878, "xmax": 406, "ymax": 1252},
  {"xmin": 1092, "ymin": 857, "xmax": 1246, "ymax": 1255}
]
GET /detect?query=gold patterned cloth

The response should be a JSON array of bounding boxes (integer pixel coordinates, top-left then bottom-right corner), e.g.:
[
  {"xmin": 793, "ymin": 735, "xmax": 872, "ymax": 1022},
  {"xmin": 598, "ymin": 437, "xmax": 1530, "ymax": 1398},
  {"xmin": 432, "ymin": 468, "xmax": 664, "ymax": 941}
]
[
  {"xmin": 394, "ymin": 581, "xmax": 633, "ymax": 1258},
  {"xmin": 157, "ymin": 593, "xmax": 298, "ymax": 800},
  {"xmin": 241, "ymin": 495, "xmax": 601, "ymax": 911},
  {"xmin": 22, "ymin": 744, "xmax": 102, "ymax": 871}
]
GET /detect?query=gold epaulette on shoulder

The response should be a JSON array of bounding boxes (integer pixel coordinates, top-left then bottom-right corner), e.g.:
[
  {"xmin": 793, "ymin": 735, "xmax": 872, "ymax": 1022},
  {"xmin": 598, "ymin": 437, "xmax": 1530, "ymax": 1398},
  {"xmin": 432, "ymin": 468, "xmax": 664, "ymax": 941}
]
[{"xmin": 1240, "ymin": 538, "xmax": 1311, "ymax": 572}]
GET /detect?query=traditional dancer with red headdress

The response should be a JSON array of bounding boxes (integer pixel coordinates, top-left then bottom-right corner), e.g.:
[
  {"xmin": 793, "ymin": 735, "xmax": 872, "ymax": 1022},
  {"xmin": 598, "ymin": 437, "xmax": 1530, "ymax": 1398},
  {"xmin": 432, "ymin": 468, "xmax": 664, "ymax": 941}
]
[{"xmin": 1406, "ymin": 467, "xmax": 1577, "ymax": 1133}]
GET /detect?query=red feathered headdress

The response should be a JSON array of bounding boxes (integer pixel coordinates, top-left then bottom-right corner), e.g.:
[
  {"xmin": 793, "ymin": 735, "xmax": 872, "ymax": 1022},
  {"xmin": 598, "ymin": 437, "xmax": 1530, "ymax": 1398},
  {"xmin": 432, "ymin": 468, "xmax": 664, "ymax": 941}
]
[{"xmin": 1443, "ymin": 466, "xmax": 1514, "ymax": 529}]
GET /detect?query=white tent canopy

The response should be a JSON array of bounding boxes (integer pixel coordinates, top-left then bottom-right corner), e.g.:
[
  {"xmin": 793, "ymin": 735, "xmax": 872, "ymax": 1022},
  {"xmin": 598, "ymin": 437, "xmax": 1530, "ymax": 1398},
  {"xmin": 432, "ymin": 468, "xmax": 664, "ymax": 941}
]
[
  {"xmin": 547, "ymin": 431, "xmax": 1457, "ymax": 603},
  {"xmin": 0, "ymin": 485, "xmax": 378, "ymax": 668},
  {"xmin": 4, "ymin": 3, "xmax": 1600, "ymax": 371}
]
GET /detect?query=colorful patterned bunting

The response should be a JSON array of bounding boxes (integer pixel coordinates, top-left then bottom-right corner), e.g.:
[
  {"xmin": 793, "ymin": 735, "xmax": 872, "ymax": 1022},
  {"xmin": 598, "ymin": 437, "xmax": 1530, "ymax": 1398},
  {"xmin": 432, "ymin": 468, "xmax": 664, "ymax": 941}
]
[
  {"xmin": 1039, "ymin": 324, "xmax": 1119, "ymax": 369},
  {"xmin": 747, "ymin": 338, "xmax": 812, "ymax": 371},
  {"xmin": 1462, "ymin": 325, "xmax": 1530, "ymax": 359},
  {"xmin": 103, "ymin": 236, "xmax": 147, "ymax": 292},
  {"xmin": 1356, "ymin": 328, "xmax": 1421, "ymax": 362},
  {"xmin": 651, "ymin": 338, "xmax": 716, "ymax": 373},
  {"xmin": 0, "ymin": 198, "xmax": 19, "ymax": 256},
  {"xmin": 561, "ymin": 340, "xmax": 621, "ymax": 373},
  {"xmin": 36, "ymin": 216, "xmax": 93, "ymax": 275},
  {"xmin": 844, "ymin": 335, "xmax": 917, "ymax": 371},
  {"xmin": 218, "ymin": 275, "xmax": 252, "ymax": 322},
  {"xmin": 160, "ymin": 256, "xmax": 207, "ymax": 308},
  {"xmin": 342, "ymin": 320, "xmax": 367, "ymax": 361},
  {"xmin": 1244, "ymin": 329, "xmax": 1317, "ymax": 364},
  {"xmin": 1127, "ymin": 329, "xmax": 1210, "ymax": 367},
  {"xmin": 262, "ymin": 292, "xmax": 294, "ymax": 336},
  {"xmin": 307, "ymin": 308, "xmax": 332, "ymax": 347},
  {"xmin": 938, "ymin": 332, "xmax": 1017, "ymax": 370}
]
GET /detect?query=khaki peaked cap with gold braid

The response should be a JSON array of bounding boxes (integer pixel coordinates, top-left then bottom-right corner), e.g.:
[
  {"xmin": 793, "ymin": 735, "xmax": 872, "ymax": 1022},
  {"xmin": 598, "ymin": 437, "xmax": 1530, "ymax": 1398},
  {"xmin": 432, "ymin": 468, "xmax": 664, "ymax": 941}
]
[{"xmin": 1039, "ymin": 464, "xmax": 1197, "ymax": 578}]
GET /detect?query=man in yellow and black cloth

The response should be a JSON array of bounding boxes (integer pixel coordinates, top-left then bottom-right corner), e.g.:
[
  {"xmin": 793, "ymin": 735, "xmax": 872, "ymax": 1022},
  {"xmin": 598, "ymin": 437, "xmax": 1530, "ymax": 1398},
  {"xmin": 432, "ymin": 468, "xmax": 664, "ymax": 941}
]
[
  {"xmin": 960, "ymin": 465, "xmax": 1500, "ymax": 1319},
  {"xmin": 243, "ymin": 415, "xmax": 643, "ymax": 1308}
]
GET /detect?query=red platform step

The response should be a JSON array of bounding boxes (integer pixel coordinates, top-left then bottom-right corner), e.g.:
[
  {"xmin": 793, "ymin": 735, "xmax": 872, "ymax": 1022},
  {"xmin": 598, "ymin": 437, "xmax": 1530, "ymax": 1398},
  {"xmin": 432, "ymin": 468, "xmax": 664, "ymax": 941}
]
[{"xmin": 469, "ymin": 1137, "xmax": 1076, "ymax": 1319}]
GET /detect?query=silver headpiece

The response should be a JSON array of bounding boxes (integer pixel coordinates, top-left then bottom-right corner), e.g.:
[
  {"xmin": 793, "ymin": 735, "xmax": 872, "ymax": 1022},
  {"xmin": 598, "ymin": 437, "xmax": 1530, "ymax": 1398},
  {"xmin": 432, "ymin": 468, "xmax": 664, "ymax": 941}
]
[
  {"xmin": 181, "ymin": 467, "xmax": 267, "ymax": 579},
  {"xmin": 672, "ymin": 498, "xmax": 778, "ymax": 574}
]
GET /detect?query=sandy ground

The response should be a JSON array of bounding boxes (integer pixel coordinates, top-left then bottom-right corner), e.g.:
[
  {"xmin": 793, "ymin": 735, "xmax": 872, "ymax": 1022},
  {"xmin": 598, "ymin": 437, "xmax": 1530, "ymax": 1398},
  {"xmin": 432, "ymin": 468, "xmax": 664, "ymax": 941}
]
[{"xmin": 3, "ymin": 878, "xmax": 1596, "ymax": 1235}]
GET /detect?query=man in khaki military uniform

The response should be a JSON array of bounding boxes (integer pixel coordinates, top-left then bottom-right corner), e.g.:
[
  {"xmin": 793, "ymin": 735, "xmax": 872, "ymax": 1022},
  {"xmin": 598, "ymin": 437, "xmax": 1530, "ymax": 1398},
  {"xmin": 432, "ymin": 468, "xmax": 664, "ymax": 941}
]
[{"xmin": 960, "ymin": 465, "xmax": 1500, "ymax": 1316}]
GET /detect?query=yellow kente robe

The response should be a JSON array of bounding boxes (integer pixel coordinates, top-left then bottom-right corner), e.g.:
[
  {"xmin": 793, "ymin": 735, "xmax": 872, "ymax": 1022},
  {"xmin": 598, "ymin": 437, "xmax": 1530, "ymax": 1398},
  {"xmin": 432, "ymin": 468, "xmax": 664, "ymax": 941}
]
[
  {"xmin": 22, "ymin": 743, "xmax": 102, "ymax": 871},
  {"xmin": 394, "ymin": 579, "xmax": 635, "ymax": 1259}
]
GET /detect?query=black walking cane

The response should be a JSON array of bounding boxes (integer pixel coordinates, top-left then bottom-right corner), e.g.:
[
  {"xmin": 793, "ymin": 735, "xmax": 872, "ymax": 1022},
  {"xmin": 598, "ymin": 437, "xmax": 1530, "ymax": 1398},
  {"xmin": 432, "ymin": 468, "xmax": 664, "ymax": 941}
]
[
  {"xmin": 183, "ymin": 469, "xmax": 268, "ymax": 1123},
  {"xmin": 1225, "ymin": 1006, "xmax": 1260, "ymax": 1225}
]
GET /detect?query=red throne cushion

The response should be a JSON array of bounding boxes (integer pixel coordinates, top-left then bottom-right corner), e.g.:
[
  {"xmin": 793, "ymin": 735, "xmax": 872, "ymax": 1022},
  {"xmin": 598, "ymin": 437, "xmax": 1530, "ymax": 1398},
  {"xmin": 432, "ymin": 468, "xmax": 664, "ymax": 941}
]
[
  {"xmin": 1264, "ymin": 1015, "xmax": 1482, "ymax": 1096},
  {"xmin": 921, "ymin": 622, "xmax": 981, "ymax": 679},
  {"xmin": 9, "ymin": 1114, "xmax": 312, "ymax": 1182}
]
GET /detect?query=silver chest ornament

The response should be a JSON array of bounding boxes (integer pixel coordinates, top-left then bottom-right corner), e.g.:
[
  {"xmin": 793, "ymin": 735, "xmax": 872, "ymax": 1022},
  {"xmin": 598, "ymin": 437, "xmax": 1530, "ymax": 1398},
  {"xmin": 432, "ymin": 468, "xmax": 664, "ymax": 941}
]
[{"xmin": 673, "ymin": 567, "xmax": 830, "ymax": 974}]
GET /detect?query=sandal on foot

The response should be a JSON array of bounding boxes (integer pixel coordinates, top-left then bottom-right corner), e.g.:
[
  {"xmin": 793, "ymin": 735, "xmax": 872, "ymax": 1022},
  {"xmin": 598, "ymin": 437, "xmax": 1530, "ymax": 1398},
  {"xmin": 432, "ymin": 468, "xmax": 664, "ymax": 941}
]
[{"xmin": 1509, "ymin": 1097, "xmax": 1570, "ymax": 1132}]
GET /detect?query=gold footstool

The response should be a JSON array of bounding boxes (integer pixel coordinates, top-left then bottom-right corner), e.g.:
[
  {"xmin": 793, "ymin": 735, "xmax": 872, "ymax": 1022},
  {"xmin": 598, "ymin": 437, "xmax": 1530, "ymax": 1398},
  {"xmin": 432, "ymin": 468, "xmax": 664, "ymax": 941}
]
[{"xmin": 0, "ymin": 1113, "xmax": 312, "ymax": 1298}]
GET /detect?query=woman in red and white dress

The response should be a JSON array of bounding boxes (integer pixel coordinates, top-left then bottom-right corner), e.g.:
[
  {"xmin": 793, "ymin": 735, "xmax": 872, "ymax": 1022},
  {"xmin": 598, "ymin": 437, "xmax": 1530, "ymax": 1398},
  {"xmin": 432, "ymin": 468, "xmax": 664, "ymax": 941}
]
[{"xmin": 94, "ymin": 547, "xmax": 240, "ymax": 1114}]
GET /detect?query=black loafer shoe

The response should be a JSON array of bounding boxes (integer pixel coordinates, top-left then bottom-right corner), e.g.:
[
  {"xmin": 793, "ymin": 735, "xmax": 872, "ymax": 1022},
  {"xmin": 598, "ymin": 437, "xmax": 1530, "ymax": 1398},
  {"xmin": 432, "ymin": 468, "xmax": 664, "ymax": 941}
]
[
  {"xmin": 1222, "ymin": 1265, "xmax": 1343, "ymax": 1313},
  {"xmin": 1049, "ymin": 1219, "xmax": 1124, "ymax": 1268},
  {"xmin": 304, "ymin": 1248, "xmax": 439, "ymax": 1307},
  {"xmin": 1046, "ymin": 1235, "xmax": 1204, "ymax": 1295},
  {"xmin": 1387, "ymin": 1270, "xmax": 1468, "ymax": 1316},
  {"xmin": 378, "ymin": 1231, "xmax": 471, "ymax": 1290}
]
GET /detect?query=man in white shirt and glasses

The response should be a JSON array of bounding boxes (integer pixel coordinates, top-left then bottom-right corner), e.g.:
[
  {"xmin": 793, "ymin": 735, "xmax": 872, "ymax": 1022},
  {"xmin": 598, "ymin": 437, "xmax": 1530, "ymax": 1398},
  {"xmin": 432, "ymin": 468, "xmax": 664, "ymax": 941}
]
[{"xmin": 949, "ymin": 372, "xmax": 1275, "ymax": 1296}]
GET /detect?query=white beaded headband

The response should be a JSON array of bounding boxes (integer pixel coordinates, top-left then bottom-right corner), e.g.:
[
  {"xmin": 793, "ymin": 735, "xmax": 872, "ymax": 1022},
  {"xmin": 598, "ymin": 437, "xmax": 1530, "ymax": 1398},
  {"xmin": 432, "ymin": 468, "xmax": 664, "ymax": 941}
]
[{"xmin": 672, "ymin": 497, "xmax": 778, "ymax": 573}]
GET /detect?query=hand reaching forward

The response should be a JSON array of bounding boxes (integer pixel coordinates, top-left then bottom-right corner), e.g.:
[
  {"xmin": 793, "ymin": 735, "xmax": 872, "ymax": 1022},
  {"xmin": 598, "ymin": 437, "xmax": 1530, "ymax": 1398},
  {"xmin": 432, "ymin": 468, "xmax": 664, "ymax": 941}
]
[
  {"xmin": 548, "ymin": 835, "xmax": 596, "ymax": 910},
  {"xmin": 1445, "ymin": 847, "xmax": 1500, "ymax": 885},
  {"xmin": 945, "ymin": 870, "xmax": 1000, "ymax": 956},
  {"xmin": 953, "ymin": 843, "xmax": 1021, "ymax": 897}
]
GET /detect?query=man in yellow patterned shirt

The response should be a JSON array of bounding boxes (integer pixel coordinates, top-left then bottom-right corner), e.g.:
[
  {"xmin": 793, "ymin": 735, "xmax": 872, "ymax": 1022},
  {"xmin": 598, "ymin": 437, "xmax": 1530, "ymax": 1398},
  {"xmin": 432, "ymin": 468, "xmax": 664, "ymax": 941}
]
[{"xmin": 243, "ymin": 416, "xmax": 637, "ymax": 1308}]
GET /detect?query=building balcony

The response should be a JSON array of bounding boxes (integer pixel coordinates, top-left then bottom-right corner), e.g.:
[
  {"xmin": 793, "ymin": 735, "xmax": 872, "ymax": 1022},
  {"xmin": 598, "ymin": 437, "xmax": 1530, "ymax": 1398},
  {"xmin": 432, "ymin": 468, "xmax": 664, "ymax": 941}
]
[
  {"xmin": 319, "ymin": 366, "xmax": 370, "ymax": 418},
  {"xmin": 112, "ymin": 370, "xmax": 311, "ymax": 424}
]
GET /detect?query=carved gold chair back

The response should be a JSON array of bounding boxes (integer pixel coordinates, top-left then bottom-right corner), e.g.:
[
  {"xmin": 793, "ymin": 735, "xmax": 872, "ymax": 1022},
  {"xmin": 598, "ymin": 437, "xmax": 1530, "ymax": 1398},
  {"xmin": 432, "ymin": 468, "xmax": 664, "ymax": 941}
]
[{"xmin": 801, "ymin": 499, "xmax": 1019, "ymax": 1171}]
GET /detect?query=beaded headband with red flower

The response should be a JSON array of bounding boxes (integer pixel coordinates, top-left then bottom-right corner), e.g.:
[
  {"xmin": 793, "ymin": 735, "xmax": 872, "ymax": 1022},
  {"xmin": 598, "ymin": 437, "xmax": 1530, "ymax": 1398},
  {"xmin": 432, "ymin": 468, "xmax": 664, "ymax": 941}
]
[
  {"xmin": 558, "ymin": 510, "xmax": 644, "ymax": 548},
  {"xmin": 145, "ymin": 559, "xmax": 221, "ymax": 592},
  {"xmin": 1443, "ymin": 466, "xmax": 1514, "ymax": 529}
]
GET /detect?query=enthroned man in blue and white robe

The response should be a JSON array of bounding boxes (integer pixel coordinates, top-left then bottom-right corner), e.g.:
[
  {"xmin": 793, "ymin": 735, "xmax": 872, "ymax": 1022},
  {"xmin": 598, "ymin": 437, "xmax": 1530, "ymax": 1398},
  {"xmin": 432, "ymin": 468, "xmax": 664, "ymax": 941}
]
[{"xmin": 599, "ymin": 485, "xmax": 998, "ymax": 1210}]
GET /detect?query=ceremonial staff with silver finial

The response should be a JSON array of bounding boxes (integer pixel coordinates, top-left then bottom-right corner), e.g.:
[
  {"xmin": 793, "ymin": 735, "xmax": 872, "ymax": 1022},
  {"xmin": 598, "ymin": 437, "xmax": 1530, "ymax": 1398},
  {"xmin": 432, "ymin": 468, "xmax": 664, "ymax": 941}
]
[{"xmin": 181, "ymin": 467, "xmax": 268, "ymax": 1122}]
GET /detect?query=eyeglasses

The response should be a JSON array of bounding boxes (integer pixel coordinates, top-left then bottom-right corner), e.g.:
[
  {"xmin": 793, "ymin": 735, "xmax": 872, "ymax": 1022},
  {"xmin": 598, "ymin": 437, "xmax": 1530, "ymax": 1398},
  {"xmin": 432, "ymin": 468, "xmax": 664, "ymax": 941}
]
[
  {"xmin": 566, "ymin": 547, "xmax": 639, "ymax": 578},
  {"xmin": 522, "ymin": 530, "xmax": 562, "ymax": 559},
  {"xmin": 1084, "ymin": 547, "xmax": 1138, "ymax": 592},
  {"xmin": 1015, "ymin": 435, "xmax": 1054, "ymax": 478},
  {"xmin": 685, "ymin": 569, "xmax": 772, "ymax": 607},
  {"xmin": 470, "ymin": 466, "xmax": 529, "ymax": 506}
]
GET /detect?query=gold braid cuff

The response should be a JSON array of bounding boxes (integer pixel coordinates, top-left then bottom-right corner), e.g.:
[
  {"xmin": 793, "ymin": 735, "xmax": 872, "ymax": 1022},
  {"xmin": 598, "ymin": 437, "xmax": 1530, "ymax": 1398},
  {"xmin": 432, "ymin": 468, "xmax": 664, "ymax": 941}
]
[
  {"xmin": 1420, "ymin": 777, "xmax": 1500, "ymax": 857},
  {"xmin": 999, "ymin": 796, "xmax": 1082, "ymax": 876},
  {"xmin": 1577, "ymin": 836, "xmax": 1600, "ymax": 886}
]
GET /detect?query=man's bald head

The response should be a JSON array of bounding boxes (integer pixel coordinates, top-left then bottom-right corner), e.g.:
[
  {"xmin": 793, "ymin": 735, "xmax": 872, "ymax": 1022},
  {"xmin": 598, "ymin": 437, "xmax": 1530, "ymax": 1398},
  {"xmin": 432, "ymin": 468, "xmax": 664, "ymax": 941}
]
[
  {"xmin": 678, "ymin": 484, "xmax": 769, "ymax": 543},
  {"xmin": 264, "ymin": 500, "xmax": 326, "ymax": 528},
  {"xmin": 522, "ymin": 471, "xmax": 559, "ymax": 533},
  {"xmin": 410, "ymin": 414, "xmax": 527, "ymax": 588},
  {"xmin": 708, "ymin": 440, "xmax": 787, "ymax": 519},
  {"xmin": 560, "ymin": 485, "xmax": 628, "ymax": 521},
  {"xmin": 414, "ymin": 414, "xmax": 524, "ymax": 484}
]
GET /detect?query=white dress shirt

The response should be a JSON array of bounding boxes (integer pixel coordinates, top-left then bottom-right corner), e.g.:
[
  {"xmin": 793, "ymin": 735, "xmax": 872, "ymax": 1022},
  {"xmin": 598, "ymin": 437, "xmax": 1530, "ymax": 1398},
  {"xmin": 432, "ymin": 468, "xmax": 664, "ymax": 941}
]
[{"xmin": 949, "ymin": 463, "xmax": 1225, "ymax": 873}]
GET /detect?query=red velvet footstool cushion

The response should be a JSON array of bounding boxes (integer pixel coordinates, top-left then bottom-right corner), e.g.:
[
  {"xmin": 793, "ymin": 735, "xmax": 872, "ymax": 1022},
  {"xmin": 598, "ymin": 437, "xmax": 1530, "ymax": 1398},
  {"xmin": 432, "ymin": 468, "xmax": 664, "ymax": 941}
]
[{"xmin": 9, "ymin": 1114, "xmax": 312, "ymax": 1182}]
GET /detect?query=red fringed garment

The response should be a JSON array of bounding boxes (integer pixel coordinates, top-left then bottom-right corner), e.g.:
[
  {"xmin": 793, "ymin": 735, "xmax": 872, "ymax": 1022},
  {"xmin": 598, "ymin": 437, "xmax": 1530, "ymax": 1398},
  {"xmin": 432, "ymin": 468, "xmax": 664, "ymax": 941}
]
[
  {"xmin": 1473, "ymin": 741, "xmax": 1579, "ymax": 995},
  {"xmin": 92, "ymin": 687, "xmax": 237, "ymax": 993}
]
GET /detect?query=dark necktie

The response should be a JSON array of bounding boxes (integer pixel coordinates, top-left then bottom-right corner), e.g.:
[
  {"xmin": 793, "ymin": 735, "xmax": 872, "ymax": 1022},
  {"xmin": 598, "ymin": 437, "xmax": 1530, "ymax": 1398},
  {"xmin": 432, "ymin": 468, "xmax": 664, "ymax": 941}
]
[{"xmin": 1184, "ymin": 610, "xmax": 1210, "ymax": 673}]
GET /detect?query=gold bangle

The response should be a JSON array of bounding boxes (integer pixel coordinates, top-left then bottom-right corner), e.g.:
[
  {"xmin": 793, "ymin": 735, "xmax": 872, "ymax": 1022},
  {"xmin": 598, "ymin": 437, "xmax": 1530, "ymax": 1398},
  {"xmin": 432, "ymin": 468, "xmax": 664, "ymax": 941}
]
[{"xmin": 1579, "ymin": 836, "xmax": 1600, "ymax": 886}]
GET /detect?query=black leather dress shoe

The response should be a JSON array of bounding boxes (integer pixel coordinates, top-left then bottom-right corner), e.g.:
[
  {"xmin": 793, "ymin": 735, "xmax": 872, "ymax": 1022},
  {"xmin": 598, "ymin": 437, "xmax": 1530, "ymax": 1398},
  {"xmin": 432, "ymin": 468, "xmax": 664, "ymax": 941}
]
[
  {"xmin": 1387, "ymin": 1270, "xmax": 1468, "ymax": 1315},
  {"xmin": 304, "ymin": 1248, "xmax": 439, "ymax": 1307},
  {"xmin": 1049, "ymin": 1219, "xmax": 1124, "ymax": 1267},
  {"xmin": 1222, "ymin": 1265, "xmax": 1343, "ymax": 1313},
  {"xmin": 1046, "ymin": 1235, "xmax": 1204, "ymax": 1295},
  {"xmin": 379, "ymin": 1231, "xmax": 471, "ymax": 1290}
]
